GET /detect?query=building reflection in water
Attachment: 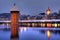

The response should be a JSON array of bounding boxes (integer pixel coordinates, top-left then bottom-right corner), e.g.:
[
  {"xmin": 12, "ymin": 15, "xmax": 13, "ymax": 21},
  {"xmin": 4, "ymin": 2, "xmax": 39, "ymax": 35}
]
[
  {"xmin": 11, "ymin": 38, "xmax": 18, "ymax": 40},
  {"xmin": 10, "ymin": 27, "xmax": 27, "ymax": 40},
  {"xmin": 19, "ymin": 27, "xmax": 27, "ymax": 33},
  {"xmin": 46, "ymin": 30, "xmax": 51, "ymax": 40}
]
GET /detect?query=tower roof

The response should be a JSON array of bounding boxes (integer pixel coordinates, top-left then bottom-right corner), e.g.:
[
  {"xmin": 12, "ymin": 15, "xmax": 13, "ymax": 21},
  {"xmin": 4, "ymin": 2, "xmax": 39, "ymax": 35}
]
[{"xmin": 10, "ymin": 3, "xmax": 19, "ymax": 11}]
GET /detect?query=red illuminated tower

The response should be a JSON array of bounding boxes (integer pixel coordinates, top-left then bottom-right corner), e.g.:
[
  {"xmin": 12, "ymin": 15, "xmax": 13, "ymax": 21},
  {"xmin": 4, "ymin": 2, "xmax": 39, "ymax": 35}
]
[{"xmin": 10, "ymin": 3, "xmax": 19, "ymax": 38}]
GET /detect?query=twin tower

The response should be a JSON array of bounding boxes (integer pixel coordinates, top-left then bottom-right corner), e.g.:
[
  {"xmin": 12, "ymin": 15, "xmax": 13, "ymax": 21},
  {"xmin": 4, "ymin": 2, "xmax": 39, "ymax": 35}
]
[{"xmin": 10, "ymin": 4, "xmax": 19, "ymax": 38}]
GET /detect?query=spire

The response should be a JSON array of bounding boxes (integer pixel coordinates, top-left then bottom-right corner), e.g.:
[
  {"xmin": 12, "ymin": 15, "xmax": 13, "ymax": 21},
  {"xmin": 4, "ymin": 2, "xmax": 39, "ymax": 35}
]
[{"xmin": 10, "ymin": 3, "xmax": 19, "ymax": 11}]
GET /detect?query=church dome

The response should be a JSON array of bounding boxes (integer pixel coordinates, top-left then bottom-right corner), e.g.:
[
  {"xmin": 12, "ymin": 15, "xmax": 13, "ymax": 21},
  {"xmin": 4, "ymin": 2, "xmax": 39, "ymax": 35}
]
[{"xmin": 46, "ymin": 7, "xmax": 51, "ymax": 15}]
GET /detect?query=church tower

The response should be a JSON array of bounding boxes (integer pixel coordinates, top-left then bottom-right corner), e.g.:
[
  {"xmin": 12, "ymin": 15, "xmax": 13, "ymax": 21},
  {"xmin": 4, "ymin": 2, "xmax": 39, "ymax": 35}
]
[
  {"xmin": 10, "ymin": 4, "xmax": 19, "ymax": 38},
  {"xmin": 46, "ymin": 7, "xmax": 51, "ymax": 15}
]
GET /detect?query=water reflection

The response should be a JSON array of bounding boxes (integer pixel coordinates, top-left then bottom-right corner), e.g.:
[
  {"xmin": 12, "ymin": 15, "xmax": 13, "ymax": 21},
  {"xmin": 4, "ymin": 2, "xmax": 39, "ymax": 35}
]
[
  {"xmin": 46, "ymin": 30, "xmax": 51, "ymax": 40},
  {"xmin": 19, "ymin": 27, "xmax": 27, "ymax": 33},
  {"xmin": 11, "ymin": 38, "xmax": 18, "ymax": 40},
  {"xmin": 0, "ymin": 24, "xmax": 60, "ymax": 40},
  {"xmin": 46, "ymin": 30, "xmax": 51, "ymax": 38}
]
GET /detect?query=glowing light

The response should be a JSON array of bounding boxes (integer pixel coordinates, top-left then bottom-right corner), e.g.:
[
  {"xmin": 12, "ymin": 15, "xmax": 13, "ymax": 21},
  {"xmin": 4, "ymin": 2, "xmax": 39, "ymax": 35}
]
[
  {"xmin": 32, "ymin": 23, "xmax": 35, "ymax": 27},
  {"xmin": 46, "ymin": 30, "xmax": 51, "ymax": 38},
  {"xmin": 52, "ymin": 23, "xmax": 57, "ymax": 27},
  {"xmin": 58, "ymin": 24, "xmax": 60, "ymax": 27},
  {"xmin": 47, "ymin": 23, "xmax": 51, "ymax": 28},
  {"xmin": 55, "ymin": 23, "xmax": 57, "ymax": 27},
  {"xmin": 28, "ymin": 23, "xmax": 30, "ymax": 26},
  {"xmin": 46, "ymin": 11, "xmax": 50, "ymax": 15},
  {"xmin": 40, "ymin": 23, "xmax": 45, "ymax": 27},
  {"xmin": 24, "ymin": 27, "xmax": 27, "ymax": 31},
  {"xmin": 42, "ymin": 23, "xmax": 45, "ymax": 27},
  {"xmin": 40, "ymin": 23, "xmax": 43, "ymax": 27},
  {"xmin": 46, "ymin": 7, "xmax": 51, "ymax": 15}
]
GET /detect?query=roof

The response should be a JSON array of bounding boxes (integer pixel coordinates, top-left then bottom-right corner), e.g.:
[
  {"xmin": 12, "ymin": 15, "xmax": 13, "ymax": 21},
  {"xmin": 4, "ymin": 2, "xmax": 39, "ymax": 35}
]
[{"xmin": 10, "ymin": 3, "xmax": 19, "ymax": 11}]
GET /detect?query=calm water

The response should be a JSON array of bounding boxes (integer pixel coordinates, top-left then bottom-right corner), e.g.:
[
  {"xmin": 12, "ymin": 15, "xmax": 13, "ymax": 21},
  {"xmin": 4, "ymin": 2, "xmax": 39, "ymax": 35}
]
[{"xmin": 0, "ymin": 24, "xmax": 60, "ymax": 40}]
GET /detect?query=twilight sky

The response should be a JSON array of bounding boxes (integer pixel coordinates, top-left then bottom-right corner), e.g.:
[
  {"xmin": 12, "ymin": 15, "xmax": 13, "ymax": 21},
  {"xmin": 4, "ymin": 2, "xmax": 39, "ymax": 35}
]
[{"xmin": 0, "ymin": 0, "xmax": 60, "ymax": 15}]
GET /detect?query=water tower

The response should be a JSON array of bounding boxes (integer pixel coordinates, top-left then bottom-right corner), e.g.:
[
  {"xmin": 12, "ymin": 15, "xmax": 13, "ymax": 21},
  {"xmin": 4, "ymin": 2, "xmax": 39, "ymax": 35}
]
[{"xmin": 10, "ymin": 4, "xmax": 19, "ymax": 38}]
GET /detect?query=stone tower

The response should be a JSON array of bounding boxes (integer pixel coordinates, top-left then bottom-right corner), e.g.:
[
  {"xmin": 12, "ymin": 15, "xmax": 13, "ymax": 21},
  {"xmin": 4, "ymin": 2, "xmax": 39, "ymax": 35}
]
[{"xmin": 10, "ymin": 4, "xmax": 19, "ymax": 38}]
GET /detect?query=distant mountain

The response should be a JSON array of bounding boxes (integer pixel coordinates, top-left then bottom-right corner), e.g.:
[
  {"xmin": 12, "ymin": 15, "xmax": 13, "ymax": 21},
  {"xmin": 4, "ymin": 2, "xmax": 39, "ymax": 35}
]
[{"xmin": 0, "ymin": 13, "xmax": 10, "ymax": 18}]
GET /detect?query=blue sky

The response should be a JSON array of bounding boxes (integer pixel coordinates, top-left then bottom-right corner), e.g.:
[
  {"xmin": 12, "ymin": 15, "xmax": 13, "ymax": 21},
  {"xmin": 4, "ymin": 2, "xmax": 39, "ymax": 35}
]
[{"xmin": 0, "ymin": 0, "xmax": 60, "ymax": 15}]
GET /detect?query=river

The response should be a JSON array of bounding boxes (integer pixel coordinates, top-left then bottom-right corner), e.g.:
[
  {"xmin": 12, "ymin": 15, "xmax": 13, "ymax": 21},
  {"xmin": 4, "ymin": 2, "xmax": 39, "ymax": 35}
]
[{"xmin": 0, "ymin": 24, "xmax": 60, "ymax": 40}]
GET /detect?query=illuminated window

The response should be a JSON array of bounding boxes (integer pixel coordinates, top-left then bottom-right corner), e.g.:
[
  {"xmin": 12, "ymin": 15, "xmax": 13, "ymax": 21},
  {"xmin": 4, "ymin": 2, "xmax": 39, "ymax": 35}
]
[
  {"xmin": 23, "ymin": 23, "xmax": 26, "ymax": 25},
  {"xmin": 32, "ymin": 23, "xmax": 35, "ymax": 27},
  {"xmin": 55, "ymin": 23, "xmax": 57, "ymax": 27},
  {"xmin": 40, "ymin": 23, "xmax": 43, "ymax": 27},
  {"xmin": 38, "ymin": 23, "xmax": 40, "ymax": 26},
  {"xmin": 40, "ymin": 23, "xmax": 45, "ymax": 27},
  {"xmin": 28, "ymin": 23, "xmax": 30, "ymax": 26},
  {"xmin": 52, "ymin": 23, "xmax": 57, "ymax": 27},
  {"xmin": 47, "ymin": 23, "xmax": 51, "ymax": 28},
  {"xmin": 42, "ymin": 23, "xmax": 45, "ymax": 27},
  {"xmin": 58, "ymin": 23, "xmax": 60, "ymax": 27},
  {"xmin": 35, "ymin": 23, "xmax": 37, "ymax": 27},
  {"xmin": 52, "ymin": 24, "xmax": 54, "ymax": 27}
]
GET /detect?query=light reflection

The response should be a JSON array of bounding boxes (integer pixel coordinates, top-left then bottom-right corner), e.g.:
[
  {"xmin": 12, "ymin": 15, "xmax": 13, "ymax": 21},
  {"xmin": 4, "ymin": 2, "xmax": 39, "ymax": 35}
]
[
  {"xmin": 11, "ymin": 38, "xmax": 18, "ymax": 40},
  {"xmin": 7, "ymin": 23, "xmax": 9, "ymax": 28},
  {"xmin": 46, "ymin": 30, "xmax": 51, "ymax": 40},
  {"xmin": 19, "ymin": 27, "xmax": 27, "ymax": 33}
]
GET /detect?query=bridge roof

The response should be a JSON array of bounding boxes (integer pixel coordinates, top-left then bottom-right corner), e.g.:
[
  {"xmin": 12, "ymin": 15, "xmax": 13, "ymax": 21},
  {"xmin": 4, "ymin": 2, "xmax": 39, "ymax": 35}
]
[
  {"xmin": 19, "ymin": 19, "xmax": 60, "ymax": 22},
  {"xmin": 0, "ymin": 19, "xmax": 60, "ymax": 22}
]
